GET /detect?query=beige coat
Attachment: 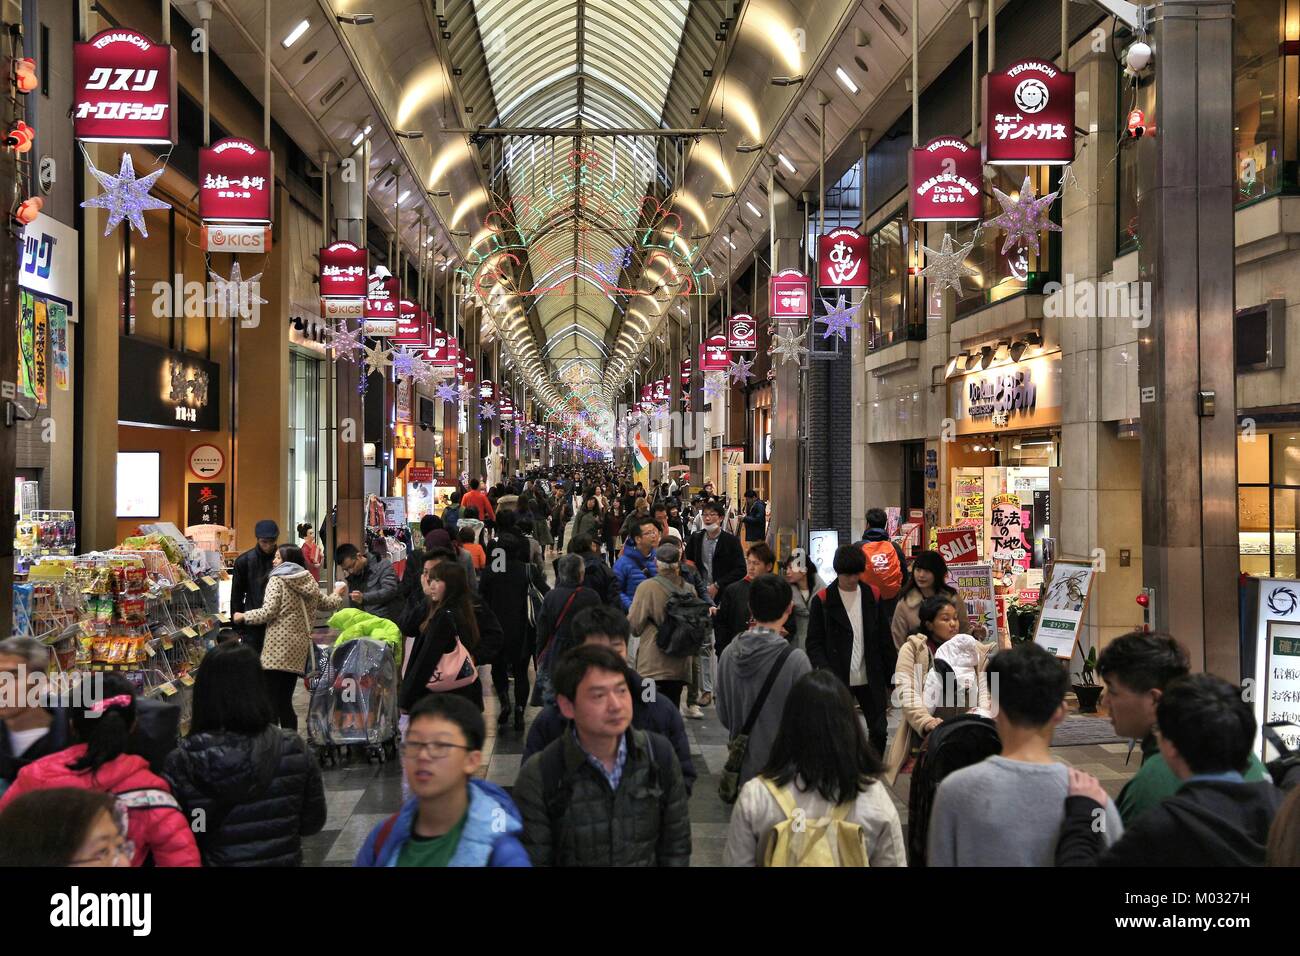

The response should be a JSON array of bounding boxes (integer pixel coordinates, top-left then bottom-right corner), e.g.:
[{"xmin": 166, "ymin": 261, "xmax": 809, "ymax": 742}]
[
  {"xmin": 241, "ymin": 567, "xmax": 344, "ymax": 674},
  {"xmin": 890, "ymin": 588, "xmax": 974, "ymax": 650},
  {"xmin": 882, "ymin": 634, "xmax": 992, "ymax": 784},
  {"xmin": 628, "ymin": 568, "xmax": 693, "ymax": 682}
]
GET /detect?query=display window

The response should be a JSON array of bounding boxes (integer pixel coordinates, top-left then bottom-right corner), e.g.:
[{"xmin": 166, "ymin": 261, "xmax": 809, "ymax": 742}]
[{"xmin": 1237, "ymin": 430, "xmax": 1300, "ymax": 577}]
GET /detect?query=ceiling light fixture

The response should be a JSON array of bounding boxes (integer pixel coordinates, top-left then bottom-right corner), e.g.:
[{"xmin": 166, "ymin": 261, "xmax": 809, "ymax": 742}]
[
  {"xmin": 282, "ymin": 19, "xmax": 310, "ymax": 48},
  {"xmin": 336, "ymin": 14, "xmax": 376, "ymax": 26},
  {"xmin": 395, "ymin": 130, "xmax": 424, "ymax": 139},
  {"xmin": 711, "ymin": 191, "xmax": 736, "ymax": 199},
  {"xmin": 429, "ymin": 189, "xmax": 450, "ymax": 197},
  {"xmin": 834, "ymin": 66, "xmax": 859, "ymax": 94},
  {"xmin": 778, "ymin": 153, "xmax": 797, "ymax": 175},
  {"xmin": 745, "ymin": 201, "xmax": 763, "ymax": 218},
  {"xmin": 771, "ymin": 76, "xmax": 805, "ymax": 86},
  {"xmin": 979, "ymin": 345, "xmax": 994, "ymax": 370},
  {"xmin": 398, "ymin": 190, "xmax": 410, "ymax": 204}
]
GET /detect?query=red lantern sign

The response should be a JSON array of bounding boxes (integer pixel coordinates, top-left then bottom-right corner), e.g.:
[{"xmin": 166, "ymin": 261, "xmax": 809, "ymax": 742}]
[
  {"xmin": 364, "ymin": 272, "xmax": 400, "ymax": 335},
  {"xmin": 817, "ymin": 228, "xmax": 869, "ymax": 288},
  {"xmin": 198, "ymin": 137, "xmax": 273, "ymax": 224},
  {"xmin": 909, "ymin": 137, "xmax": 984, "ymax": 222},
  {"xmin": 983, "ymin": 59, "xmax": 1076, "ymax": 166},
  {"xmin": 770, "ymin": 269, "xmax": 811, "ymax": 319},
  {"xmin": 73, "ymin": 29, "xmax": 177, "ymax": 145},
  {"xmin": 319, "ymin": 241, "xmax": 367, "ymax": 297},
  {"xmin": 728, "ymin": 314, "xmax": 758, "ymax": 352},
  {"xmin": 699, "ymin": 334, "xmax": 730, "ymax": 371}
]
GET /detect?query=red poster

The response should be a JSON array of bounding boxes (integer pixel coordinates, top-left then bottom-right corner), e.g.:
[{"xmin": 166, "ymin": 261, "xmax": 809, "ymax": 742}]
[
  {"xmin": 817, "ymin": 228, "xmax": 869, "ymax": 288},
  {"xmin": 319, "ymin": 241, "xmax": 368, "ymax": 297},
  {"xmin": 936, "ymin": 526, "xmax": 980, "ymax": 565},
  {"xmin": 652, "ymin": 378, "xmax": 669, "ymax": 402},
  {"xmin": 728, "ymin": 314, "xmax": 757, "ymax": 352},
  {"xmin": 74, "ymin": 29, "xmax": 177, "ymax": 145},
  {"xmin": 699, "ymin": 334, "xmax": 730, "ymax": 371},
  {"xmin": 983, "ymin": 60, "xmax": 1076, "ymax": 166},
  {"xmin": 198, "ymin": 138, "xmax": 273, "ymax": 223},
  {"xmin": 770, "ymin": 269, "xmax": 811, "ymax": 319},
  {"xmin": 909, "ymin": 137, "xmax": 983, "ymax": 221}
]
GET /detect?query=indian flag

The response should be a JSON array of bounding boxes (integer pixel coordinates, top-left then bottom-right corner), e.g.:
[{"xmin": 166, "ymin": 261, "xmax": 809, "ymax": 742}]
[{"xmin": 632, "ymin": 429, "xmax": 655, "ymax": 484}]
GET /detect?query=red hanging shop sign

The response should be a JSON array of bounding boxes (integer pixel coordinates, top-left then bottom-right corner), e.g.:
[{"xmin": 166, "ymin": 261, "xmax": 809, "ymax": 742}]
[
  {"xmin": 392, "ymin": 300, "xmax": 428, "ymax": 346},
  {"xmin": 198, "ymin": 137, "xmax": 273, "ymax": 224},
  {"xmin": 73, "ymin": 28, "xmax": 177, "ymax": 145},
  {"xmin": 728, "ymin": 314, "xmax": 757, "ymax": 352},
  {"xmin": 363, "ymin": 272, "xmax": 401, "ymax": 336},
  {"xmin": 699, "ymin": 334, "xmax": 730, "ymax": 371},
  {"xmin": 319, "ymin": 241, "xmax": 368, "ymax": 297},
  {"xmin": 909, "ymin": 137, "xmax": 984, "ymax": 222},
  {"xmin": 769, "ymin": 269, "xmax": 811, "ymax": 319},
  {"xmin": 982, "ymin": 59, "xmax": 1076, "ymax": 166},
  {"xmin": 817, "ymin": 228, "xmax": 869, "ymax": 288}
]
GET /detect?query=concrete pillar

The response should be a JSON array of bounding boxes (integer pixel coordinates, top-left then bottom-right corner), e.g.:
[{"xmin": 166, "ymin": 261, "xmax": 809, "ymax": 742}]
[
  {"xmin": 768, "ymin": 166, "xmax": 803, "ymax": 547},
  {"xmin": 1136, "ymin": 0, "xmax": 1238, "ymax": 677}
]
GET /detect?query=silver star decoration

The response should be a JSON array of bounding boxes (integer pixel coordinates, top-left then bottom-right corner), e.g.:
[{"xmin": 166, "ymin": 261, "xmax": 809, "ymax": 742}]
[
  {"xmin": 392, "ymin": 350, "xmax": 418, "ymax": 376},
  {"xmin": 920, "ymin": 233, "xmax": 980, "ymax": 295},
  {"xmin": 480, "ymin": 402, "xmax": 497, "ymax": 419},
  {"xmin": 769, "ymin": 325, "xmax": 810, "ymax": 365},
  {"xmin": 727, "ymin": 357, "xmax": 755, "ymax": 385},
  {"xmin": 411, "ymin": 358, "xmax": 438, "ymax": 388},
  {"xmin": 701, "ymin": 372, "xmax": 726, "ymax": 399},
  {"xmin": 457, "ymin": 383, "xmax": 474, "ymax": 404},
  {"xmin": 325, "ymin": 320, "xmax": 366, "ymax": 361},
  {"xmin": 988, "ymin": 175, "xmax": 1062, "ymax": 256},
  {"xmin": 361, "ymin": 342, "xmax": 393, "ymax": 377},
  {"xmin": 80, "ymin": 152, "xmax": 170, "ymax": 237},
  {"xmin": 435, "ymin": 382, "xmax": 460, "ymax": 403},
  {"xmin": 816, "ymin": 295, "xmax": 859, "ymax": 341},
  {"xmin": 205, "ymin": 261, "xmax": 267, "ymax": 322}
]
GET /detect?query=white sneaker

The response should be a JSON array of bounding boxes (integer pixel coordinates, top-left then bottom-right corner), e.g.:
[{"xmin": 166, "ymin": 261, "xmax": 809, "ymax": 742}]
[{"xmin": 683, "ymin": 704, "xmax": 704, "ymax": 720}]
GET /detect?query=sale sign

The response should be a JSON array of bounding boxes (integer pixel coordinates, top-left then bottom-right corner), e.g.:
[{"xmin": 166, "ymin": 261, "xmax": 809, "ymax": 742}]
[
  {"xmin": 770, "ymin": 269, "xmax": 811, "ymax": 318},
  {"xmin": 198, "ymin": 138, "xmax": 273, "ymax": 223},
  {"xmin": 936, "ymin": 526, "xmax": 980, "ymax": 565},
  {"xmin": 319, "ymin": 241, "xmax": 367, "ymax": 297},
  {"xmin": 983, "ymin": 60, "xmax": 1076, "ymax": 166},
  {"xmin": 699, "ymin": 334, "xmax": 730, "ymax": 371},
  {"xmin": 728, "ymin": 314, "xmax": 758, "ymax": 352},
  {"xmin": 74, "ymin": 29, "xmax": 177, "ymax": 145},
  {"xmin": 909, "ymin": 137, "xmax": 983, "ymax": 221},
  {"xmin": 818, "ymin": 228, "xmax": 869, "ymax": 288}
]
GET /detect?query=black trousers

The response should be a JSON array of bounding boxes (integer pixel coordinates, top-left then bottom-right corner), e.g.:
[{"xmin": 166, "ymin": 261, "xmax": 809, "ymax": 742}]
[
  {"xmin": 851, "ymin": 683, "xmax": 888, "ymax": 759},
  {"xmin": 264, "ymin": 669, "xmax": 300, "ymax": 731},
  {"xmin": 656, "ymin": 680, "xmax": 686, "ymax": 712},
  {"xmin": 492, "ymin": 638, "xmax": 533, "ymax": 711}
]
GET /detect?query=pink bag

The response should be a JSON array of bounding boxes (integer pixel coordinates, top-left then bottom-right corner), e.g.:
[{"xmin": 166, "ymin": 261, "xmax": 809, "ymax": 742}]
[{"xmin": 425, "ymin": 612, "xmax": 478, "ymax": 692}]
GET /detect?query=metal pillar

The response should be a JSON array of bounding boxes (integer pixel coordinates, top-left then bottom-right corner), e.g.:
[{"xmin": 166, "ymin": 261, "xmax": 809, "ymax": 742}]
[
  {"xmin": 768, "ymin": 159, "xmax": 803, "ymax": 551},
  {"xmin": 1136, "ymin": 0, "xmax": 1237, "ymax": 677}
]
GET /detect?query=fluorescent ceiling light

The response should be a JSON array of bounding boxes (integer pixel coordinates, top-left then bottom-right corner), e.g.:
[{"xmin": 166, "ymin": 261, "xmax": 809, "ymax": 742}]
[
  {"xmin": 282, "ymin": 19, "xmax": 310, "ymax": 48},
  {"xmin": 351, "ymin": 131, "xmax": 365, "ymax": 146},
  {"xmin": 725, "ymin": 236, "xmax": 737, "ymax": 249},
  {"xmin": 835, "ymin": 66, "xmax": 859, "ymax": 95},
  {"xmin": 745, "ymin": 201, "xmax": 763, "ymax": 218},
  {"xmin": 778, "ymin": 153, "xmax": 797, "ymax": 175},
  {"xmin": 398, "ymin": 190, "xmax": 411, "ymax": 204}
]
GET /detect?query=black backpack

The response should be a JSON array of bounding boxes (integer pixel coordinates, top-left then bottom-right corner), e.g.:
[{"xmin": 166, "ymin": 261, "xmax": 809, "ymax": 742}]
[
  {"xmin": 652, "ymin": 577, "xmax": 712, "ymax": 657},
  {"xmin": 906, "ymin": 713, "xmax": 1002, "ymax": 866}
]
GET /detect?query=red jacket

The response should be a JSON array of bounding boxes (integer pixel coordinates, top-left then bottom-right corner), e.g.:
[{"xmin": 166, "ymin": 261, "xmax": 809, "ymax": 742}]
[
  {"xmin": 0, "ymin": 744, "xmax": 200, "ymax": 867},
  {"xmin": 462, "ymin": 489, "xmax": 496, "ymax": 523}
]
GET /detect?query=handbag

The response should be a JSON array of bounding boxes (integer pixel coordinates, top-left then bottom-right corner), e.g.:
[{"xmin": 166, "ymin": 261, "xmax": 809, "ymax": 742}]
[
  {"xmin": 718, "ymin": 644, "xmax": 794, "ymax": 804},
  {"xmin": 426, "ymin": 611, "xmax": 479, "ymax": 692},
  {"xmin": 529, "ymin": 590, "xmax": 581, "ymax": 707}
]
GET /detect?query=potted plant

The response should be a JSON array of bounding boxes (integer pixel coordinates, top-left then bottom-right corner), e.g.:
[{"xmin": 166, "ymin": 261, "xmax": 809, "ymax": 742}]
[{"xmin": 1072, "ymin": 646, "xmax": 1103, "ymax": 713}]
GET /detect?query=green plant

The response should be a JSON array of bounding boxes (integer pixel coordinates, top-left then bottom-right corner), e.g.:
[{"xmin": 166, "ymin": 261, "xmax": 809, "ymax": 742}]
[{"xmin": 1073, "ymin": 646, "xmax": 1098, "ymax": 686}]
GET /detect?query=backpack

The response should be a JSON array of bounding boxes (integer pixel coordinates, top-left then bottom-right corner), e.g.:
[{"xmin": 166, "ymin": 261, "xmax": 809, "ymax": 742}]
[
  {"xmin": 906, "ymin": 713, "xmax": 1001, "ymax": 866},
  {"xmin": 859, "ymin": 540, "xmax": 903, "ymax": 600},
  {"xmin": 652, "ymin": 576, "xmax": 711, "ymax": 657},
  {"xmin": 759, "ymin": 778, "xmax": 870, "ymax": 867}
]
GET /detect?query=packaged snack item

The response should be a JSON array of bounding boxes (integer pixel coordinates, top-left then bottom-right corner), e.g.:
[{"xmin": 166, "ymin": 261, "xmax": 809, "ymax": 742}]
[
  {"xmin": 76, "ymin": 635, "xmax": 94, "ymax": 665},
  {"xmin": 92, "ymin": 635, "xmax": 112, "ymax": 663},
  {"xmin": 12, "ymin": 583, "xmax": 33, "ymax": 636},
  {"xmin": 93, "ymin": 594, "xmax": 114, "ymax": 624},
  {"xmin": 117, "ymin": 596, "xmax": 146, "ymax": 626},
  {"xmin": 110, "ymin": 566, "xmax": 127, "ymax": 595},
  {"xmin": 124, "ymin": 566, "xmax": 147, "ymax": 594}
]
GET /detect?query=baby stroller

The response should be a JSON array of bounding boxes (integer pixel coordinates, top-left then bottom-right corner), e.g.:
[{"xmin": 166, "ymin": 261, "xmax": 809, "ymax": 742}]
[
  {"xmin": 306, "ymin": 637, "xmax": 399, "ymax": 767},
  {"xmin": 906, "ymin": 713, "xmax": 1001, "ymax": 866}
]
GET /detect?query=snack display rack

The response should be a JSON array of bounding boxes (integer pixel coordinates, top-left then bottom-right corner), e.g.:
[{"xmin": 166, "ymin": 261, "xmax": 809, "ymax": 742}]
[{"xmin": 14, "ymin": 509, "xmax": 77, "ymax": 573}]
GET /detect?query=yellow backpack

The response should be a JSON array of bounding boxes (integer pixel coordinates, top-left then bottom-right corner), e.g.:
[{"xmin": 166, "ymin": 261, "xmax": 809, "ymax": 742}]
[{"xmin": 760, "ymin": 778, "xmax": 871, "ymax": 867}]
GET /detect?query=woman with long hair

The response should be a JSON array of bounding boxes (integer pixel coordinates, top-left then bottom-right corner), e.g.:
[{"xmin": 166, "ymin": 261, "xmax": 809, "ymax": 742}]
[
  {"xmin": 481, "ymin": 530, "xmax": 549, "ymax": 729},
  {"xmin": 0, "ymin": 673, "xmax": 199, "ymax": 866},
  {"xmin": 603, "ymin": 498, "xmax": 625, "ymax": 568},
  {"xmin": 723, "ymin": 670, "xmax": 905, "ymax": 866},
  {"xmin": 0, "ymin": 788, "xmax": 124, "ymax": 866},
  {"xmin": 234, "ymin": 544, "xmax": 346, "ymax": 730},
  {"xmin": 781, "ymin": 558, "xmax": 825, "ymax": 653},
  {"xmin": 298, "ymin": 522, "xmax": 323, "ymax": 581},
  {"xmin": 164, "ymin": 642, "xmax": 327, "ymax": 865},
  {"xmin": 400, "ymin": 560, "xmax": 485, "ymax": 713},
  {"xmin": 890, "ymin": 549, "xmax": 981, "ymax": 648}
]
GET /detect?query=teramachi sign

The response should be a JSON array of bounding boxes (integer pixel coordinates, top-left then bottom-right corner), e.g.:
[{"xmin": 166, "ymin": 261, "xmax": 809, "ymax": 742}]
[
  {"xmin": 199, "ymin": 138, "xmax": 273, "ymax": 223},
  {"xmin": 727, "ymin": 314, "xmax": 757, "ymax": 351},
  {"xmin": 818, "ymin": 228, "xmax": 869, "ymax": 288},
  {"xmin": 74, "ymin": 29, "xmax": 177, "ymax": 144},
  {"xmin": 909, "ymin": 137, "xmax": 983, "ymax": 221},
  {"xmin": 983, "ymin": 60, "xmax": 1075, "ymax": 166}
]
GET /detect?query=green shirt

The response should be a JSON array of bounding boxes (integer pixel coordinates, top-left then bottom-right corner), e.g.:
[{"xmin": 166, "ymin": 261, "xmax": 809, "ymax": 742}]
[
  {"xmin": 1116, "ymin": 742, "xmax": 1270, "ymax": 827},
  {"xmin": 395, "ymin": 810, "xmax": 468, "ymax": 868}
]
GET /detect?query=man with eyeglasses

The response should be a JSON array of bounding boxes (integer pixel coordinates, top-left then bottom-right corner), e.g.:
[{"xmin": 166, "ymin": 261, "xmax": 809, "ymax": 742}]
[{"xmin": 354, "ymin": 693, "xmax": 529, "ymax": 867}]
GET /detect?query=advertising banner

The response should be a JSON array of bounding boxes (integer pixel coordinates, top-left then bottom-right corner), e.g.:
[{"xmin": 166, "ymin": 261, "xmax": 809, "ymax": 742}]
[
  {"xmin": 983, "ymin": 59, "xmax": 1076, "ymax": 166},
  {"xmin": 949, "ymin": 563, "xmax": 999, "ymax": 645},
  {"xmin": 699, "ymin": 334, "xmax": 730, "ymax": 371},
  {"xmin": 1033, "ymin": 561, "xmax": 1096, "ymax": 659},
  {"xmin": 770, "ymin": 269, "xmax": 811, "ymax": 318},
  {"xmin": 817, "ymin": 228, "xmax": 869, "ymax": 288},
  {"xmin": 74, "ymin": 28, "xmax": 177, "ymax": 144},
  {"xmin": 909, "ymin": 137, "xmax": 984, "ymax": 221},
  {"xmin": 198, "ymin": 137, "xmax": 273, "ymax": 223}
]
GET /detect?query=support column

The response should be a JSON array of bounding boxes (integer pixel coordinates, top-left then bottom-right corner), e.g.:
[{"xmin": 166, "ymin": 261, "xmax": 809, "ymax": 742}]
[
  {"xmin": 1137, "ymin": 0, "xmax": 1238, "ymax": 676},
  {"xmin": 768, "ymin": 164, "xmax": 802, "ymax": 549}
]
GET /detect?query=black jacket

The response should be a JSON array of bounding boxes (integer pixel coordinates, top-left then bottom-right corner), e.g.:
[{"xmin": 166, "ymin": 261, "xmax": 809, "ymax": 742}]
[
  {"xmin": 480, "ymin": 548, "xmax": 550, "ymax": 660},
  {"xmin": 162, "ymin": 727, "xmax": 326, "ymax": 866},
  {"xmin": 805, "ymin": 582, "xmax": 895, "ymax": 711},
  {"xmin": 1056, "ymin": 780, "xmax": 1286, "ymax": 867},
  {"xmin": 398, "ymin": 598, "xmax": 505, "ymax": 713},
  {"xmin": 536, "ymin": 584, "xmax": 602, "ymax": 663},
  {"xmin": 685, "ymin": 528, "xmax": 746, "ymax": 593},
  {"xmin": 0, "ymin": 708, "xmax": 70, "ymax": 787},
  {"xmin": 231, "ymin": 546, "xmax": 275, "ymax": 648},
  {"xmin": 550, "ymin": 552, "xmax": 622, "ymax": 609},
  {"xmin": 513, "ymin": 727, "xmax": 691, "ymax": 867},
  {"xmin": 742, "ymin": 499, "xmax": 767, "ymax": 543},
  {"xmin": 714, "ymin": 577, "xmax": 754, "ymax": 657},
  {"xmin": 522, "ymin": 669, "xmax": 697, "ymax": 793}
]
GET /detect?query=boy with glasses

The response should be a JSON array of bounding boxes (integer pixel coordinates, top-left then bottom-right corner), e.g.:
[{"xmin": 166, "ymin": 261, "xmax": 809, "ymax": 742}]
[{"xmin": 354, "ymin": 694, "xmax": 529, "ymax": 867}]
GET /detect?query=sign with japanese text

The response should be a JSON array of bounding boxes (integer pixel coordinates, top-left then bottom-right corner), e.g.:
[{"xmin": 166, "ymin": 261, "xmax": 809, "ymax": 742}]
[
  {"xmin": 1033, "ymin": 561, "xmax": 1096, "ymax": 659},
  {"xmin": 770, "ymin": 269, "xmax": 811, "ymax": 319},
  {"xmin": 948, "ymin": 563, "xmax": 999, "ymax": 645},
  {"xmin": 20, "ymin": 213, "xmax": 79, "ymax": 317},
  {"xmin": 74, "ymin": 29, "xmax": 177, "ymax": 144},
  {"xmin": 983, "ymin": 60, "xmax": 1076, "ymax": 166},
  {"xmin": 118, "ymin": 335, "xmax": 220, "ymax": 431},
  {"xmin": 408, "ymin": 466, "xmax": 433, "ymax": 483},
  {"xmin": 392, "ymin": 300, "xmax": 428, "ymax": 346},
  {"xmin": 817, "ymin": 228, "xmax": 869, "ymax": 288},
  {"xmin": 480, "ymin": 379, "xmax": 495, "ymax": 402},
  {"xmin": 364, "ymin": 272, "xmax": 400, "ymax": 332},
  {"xmin": 319, "ymin": 241, "xmax": 367, "ymax": 297},
  {"xmin": 186, "ymin": 482, "xmax": 225, "ymax": 527},
  {"xmin": 198, "ymin": 138, "xmax": 273, "ymax": 223},
  {"xmin": 728, "ymin": 314, "xmax": 757, "ymax": 352},
  {"xmin": 699, "ymin": 334, "xmax": 730, "ymax": 371},
  {"xmin": 909, "ymin": 137, "xmax": 983, "ymax": 221},
  {"xmin": 426, "ymin": 327, "xmax": 455, "ymax": 366}
]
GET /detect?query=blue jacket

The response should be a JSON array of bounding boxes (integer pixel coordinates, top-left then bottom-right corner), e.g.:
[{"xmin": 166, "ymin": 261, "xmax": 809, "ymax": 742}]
[
  {"xmin": 353, "ymin": 779, "xmax": 530, "ymax": 867},
  {"xmin": 613, "ymin": 540, "xmax": 657, "ymax": 610}
]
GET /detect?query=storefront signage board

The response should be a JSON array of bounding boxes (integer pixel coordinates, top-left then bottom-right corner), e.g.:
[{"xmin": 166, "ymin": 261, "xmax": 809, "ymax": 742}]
[
  {"xmin": 20, "ymin": 214, "xmax": 79, "ymax": 318},
  {"xmin": 983, "ymin": 60, "xmax": 1076, "ymax": 166},
  {"xmin": 948, "ymin": 352, "xmax": 1062, "ymax": 436},
  {"xmin": 699, "ymin": 335, "xmax": 730, "ymax": 371},
  {"xmin": 817, "ymin": 228, "xmax": 869, "ymax": 288},
  {"xmin": 770, "ymin": 270, "xmax": 811, "ymax": 319},
  {"xmin": 198, "ymin": 138, "xmax": 273, "ymax": 223},
  {"xmin": 728, "ymin": 314, "xmax": 758, "ymax": 352},
  {"xmin": 187, "ymin": 444, "xmax": 224, "ymax": 480},
  {"xmin": 1252, "ymin": 580, "xmax": 1300, "ymax": 760},
  {"xmin": 319, "ymin": 242, "xmax": 367, "ymax": 298},
  {"xmin": 936, "ymin": 526, "xmax": 980, "ymax": 565},
  {"xmin": 202, "ymin": 223, "xmax": 271, "ymax": 254},
  {"xmin": 74, "ymin": 29, "xmax": 177, "ymax": 144},
  {"xmin": 909, "ymin": 137, "xmax": 983, "ymax": 221},
  {"xmin": 1033, "ymin": 561, "xmax": 1096, "ymax": 659},
  {"xmin": 186, "ymin": 482, "xmax": 225, "ymax": 526},
  {"xmin": 948, "ymin": 563, "xmax": 999, "ymax": 645},
  {"xmin": 118, "ymin": 336, "xmax": 220, "ymax": 431}
]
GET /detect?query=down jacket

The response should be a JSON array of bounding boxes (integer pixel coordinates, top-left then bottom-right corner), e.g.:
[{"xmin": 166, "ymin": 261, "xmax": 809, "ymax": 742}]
[
  {"xmin": 513, "ymin": 727, "xmax": 691, "ymax": 867},
  {"xmin": 0, "ymin": 744, "xmax": 200, "ymax": 866},
  {"xmin": 163, "ymin": 726, "xmax": 327, "ymax": 866},
  {"xmin": 240, "ymin": 563, "xmax": 344, "ymax": 674},
  {"xmin": 613, "ymin": 540, "xmax": 658, "ymax": 610}
]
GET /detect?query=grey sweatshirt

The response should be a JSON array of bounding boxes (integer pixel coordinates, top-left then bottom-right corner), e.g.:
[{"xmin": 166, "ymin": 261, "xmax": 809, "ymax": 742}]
[{"xmin": 716, "ymin": 627, "xmax": 812, "ymax": 790}]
